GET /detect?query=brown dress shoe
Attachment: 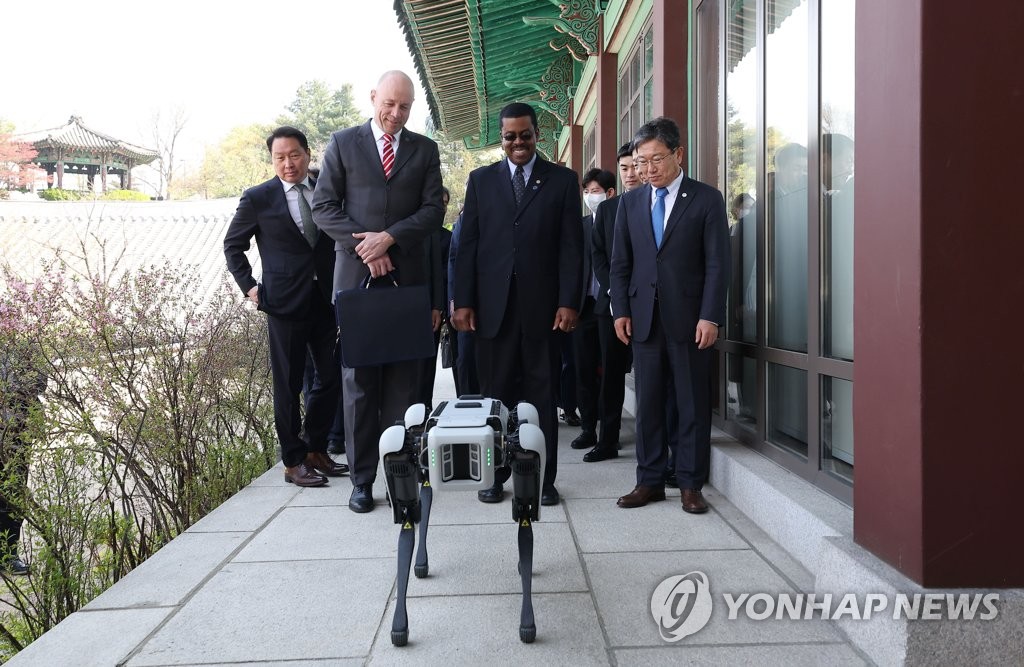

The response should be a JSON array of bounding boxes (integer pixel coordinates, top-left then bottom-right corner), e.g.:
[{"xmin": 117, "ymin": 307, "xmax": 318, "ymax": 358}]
[
  {"xmin": 306, "ymin": 451, "xmax": 349, "ymax": 477},
  {"xmin": 681, "ymin": 488, "xmax": 709, "ymax": 514},
  {"xmin": 616, "ymin": 485, "xmax": 666, "ymax": 508},
  {"xmin": 284, "ymin": 463, "xmax": 327, "ymax": 487}
]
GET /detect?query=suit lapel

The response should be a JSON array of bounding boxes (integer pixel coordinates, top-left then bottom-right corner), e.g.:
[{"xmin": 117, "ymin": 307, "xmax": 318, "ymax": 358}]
[
  {"xmin": 660, "ymin": 177, "xmax": 697, "ymax": 249},
  {"xmin": 491, "ymin": 161, "xmax": 516, "ymax": 213},
  {"xmin": 356, "ymin": 122, "xmax": 384, "ymax": 179},
  {"xmin": 633, "ymin": 184, "xmax": 658, "ymax": 250},
  {"xmin": 391, "ymin": 131, "xmax": 417, "ymax": 179}
]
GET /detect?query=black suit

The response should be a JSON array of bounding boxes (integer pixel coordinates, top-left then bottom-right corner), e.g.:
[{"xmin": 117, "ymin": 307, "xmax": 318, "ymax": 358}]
[
  {"xmin": 572, "ymin": 213, "xmax": 601, "ymax": 438},
  {"xmin": 453, "ymin": 157, "xmax": 583, "ymax": 487},
  {"xmin": 312, "ymin": 121, "xmax": 444, "ymax": 486},
  {"xmin": 609, "ymin": 177, "xmax": 729, "ymax": 489},
  {"xmin": 224, "ymin": 176, "xmax": 339, "ymax": 468},
  {"xmin": 590, "ymin": 195, "xmax": 633, "ymax": 448}
]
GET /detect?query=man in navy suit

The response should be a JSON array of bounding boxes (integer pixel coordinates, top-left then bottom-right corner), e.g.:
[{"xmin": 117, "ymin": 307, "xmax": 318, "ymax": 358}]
[
  {"xmin": 610, "ymin": 117, "xmax": 729, "ymax": 513},
  {"xmin": 312, "ymin": 71, "xmax": 445, "ymax": 513},
  {"xmin": 452, "ymin": 102, "xmax": 583, "ymax": 506},
  {"xmin": 224, "ymin": 126, "xmax": 348, "ymax": 488}
]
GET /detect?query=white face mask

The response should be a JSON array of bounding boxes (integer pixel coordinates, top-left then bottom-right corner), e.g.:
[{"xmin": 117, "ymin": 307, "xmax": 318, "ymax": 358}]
[{"xmin": 584, "ymin": 191, "xmax": 607, "ymax": 214}]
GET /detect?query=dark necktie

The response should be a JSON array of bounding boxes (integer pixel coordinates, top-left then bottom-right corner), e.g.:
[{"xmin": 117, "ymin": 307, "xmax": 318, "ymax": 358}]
[
  {"xmin": 295, "ymin": 183, "xmax": 317, "ymax": 247},
  {"xmin": 513, "ymin": 165, "xmax": 526, "ymax": 206},
  {"xmin": 382, "ymin": 133, "xmax": 395, "ymax": 179},
  {"xmin": 652, "ymin": 187, "xmax": 668, "ymax": 248}
]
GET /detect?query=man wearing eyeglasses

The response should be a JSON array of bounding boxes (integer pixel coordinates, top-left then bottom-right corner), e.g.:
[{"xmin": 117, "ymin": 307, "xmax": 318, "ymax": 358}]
[
  {"xmin": 609, "ymin": 117, "xmax": 730, "ymax": 514},
  {"xmin": 452, "ymin": 102, "xmax": 583, "ymax": 507}
]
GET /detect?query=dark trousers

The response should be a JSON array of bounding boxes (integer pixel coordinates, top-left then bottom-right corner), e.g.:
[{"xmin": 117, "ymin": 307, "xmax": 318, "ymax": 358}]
[
  {"xmin": 456, "ymin": 330, "xmax": 480, "ymax": 396},
  {"xmin": 342, "ymin": 358, "xmax": 420, "ymax": 486},
  {"xmin": 573, "ymin": 297, "xmax": 601, "ymax": 436},
  {"xmin": 595, "ymin": 312, "xmax": 631, "ymax": 447},
  {"xmin": 632, "ymin": 309, "xmax": 712, "ymax": 489},
  {"xmin": 267, "ymin": 286, "xmax": 340, "ymax": 468},
  {"xmin": 304, "ymin": 342, "xmax": 345, "ymax": 445},
  {"xmin": 558, "ymin": 332, "xmax": 577, "ymax": 413},
  {"xmin": 475, "ymin": 283, "xmax": 560, "ymax": 488}
]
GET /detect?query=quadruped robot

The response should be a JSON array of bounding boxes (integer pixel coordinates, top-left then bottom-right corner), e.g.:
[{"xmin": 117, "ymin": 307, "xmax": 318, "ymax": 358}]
[{"xmin": 378, "ymin": 396, "xmax": 546, "ymax": 647}]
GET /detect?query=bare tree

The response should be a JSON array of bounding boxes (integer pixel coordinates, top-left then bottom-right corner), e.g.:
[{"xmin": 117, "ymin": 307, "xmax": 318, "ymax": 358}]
[{"xmin": 150, "ymin": 107, "xmax": 188, "ymax": 200}]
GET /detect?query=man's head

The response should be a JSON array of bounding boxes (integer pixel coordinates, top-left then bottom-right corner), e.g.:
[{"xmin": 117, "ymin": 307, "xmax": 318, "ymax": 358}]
[
  {"xmin": 371, "ymin": 70, "xmax": 416, "ymax": 135},
  {"xmin": 267, "ymin": 126, "xmax": 311, "ymax": 184},
  {"xmin": 442, "ymin": 186, "xmax": 450, "ymax": 208},
  {"xmin": 582, "ymin": 168, "xmax": 616, "ymax": 214},
  {"xmin": 499, "ymin": 102, "xmax": 539, "ymax": 166},
  {"xmin": 616, "ymin": 142, "xmax": 640, "ymax": 192},
  {"xmin": 774, "ymin": 143, "xmax": 808, "ymax": 193},
  {"xmin": 632, "ymin": 117, "xmax": 683, "ymax": 189}
]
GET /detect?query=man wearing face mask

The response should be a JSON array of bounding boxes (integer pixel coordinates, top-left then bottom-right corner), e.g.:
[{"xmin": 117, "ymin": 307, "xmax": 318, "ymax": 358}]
[{"xmin": 570, "ymin": 168, "xmax": 617, "ymax": 457}]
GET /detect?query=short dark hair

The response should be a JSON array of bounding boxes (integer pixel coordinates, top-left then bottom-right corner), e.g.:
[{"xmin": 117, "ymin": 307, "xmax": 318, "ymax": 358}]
[
  {"xmin": 266, "ymin": 126, "xmax": 309, "ymax": 153},
  {"xmin": 582, "ymin": 168, "xmax": 616, "ymax": 192},
  {"xmin": 616, "ymin": 142, "xmax": 634, "ymax": 161},
  {"xmin": 633, "ymin": 117, "xmax": 681, "ymax": 152},
  {"xmin": 499, "ymin": 102, "xmax": 539, "ymax": 131}
]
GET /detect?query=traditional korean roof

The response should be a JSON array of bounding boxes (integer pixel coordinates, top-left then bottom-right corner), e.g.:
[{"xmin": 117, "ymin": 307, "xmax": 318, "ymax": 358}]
[{"xmin": 16, "ymin": 116, "xmax": 159, "ymax": 164}]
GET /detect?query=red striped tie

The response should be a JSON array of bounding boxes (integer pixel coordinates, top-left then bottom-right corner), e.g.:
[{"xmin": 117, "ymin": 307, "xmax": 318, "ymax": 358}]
[{"xmin": 381, "ymin": 133, "xmax": 395, "ymax": 179}]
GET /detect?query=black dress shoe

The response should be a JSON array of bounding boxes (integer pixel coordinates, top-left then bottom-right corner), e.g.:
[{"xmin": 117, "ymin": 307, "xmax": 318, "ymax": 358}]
[
  {"xmin": 2, "ymin": 556, "xmax": 29, "ymax": 576},
  {"xmin": 349, "ymin": 484, "xmax": 374, "ymax": 513},
  {"xmin": 541, "ymin": 484, "xmax": 560, "ymax": 506},
  {"xmin": 665, "ymin": 469, "xmax": 679, "ymax": 488},
  {"xmin": 477, "ymin": 482, "xmax": 504, "ymax": 503},
  {"xmin": 559, "ymin": 409, "xmax": 581, "ymax": 427},
  {"xmin": 327, "ymin": 440, "xmax": 346, "ymax": 455},
  {"xmin": 571, "ymin": 432, "xmax": 597, "ymax": 449},
  {"xmin": 583, "ymin": 445, "xmax": 618, "ymax": 462}
]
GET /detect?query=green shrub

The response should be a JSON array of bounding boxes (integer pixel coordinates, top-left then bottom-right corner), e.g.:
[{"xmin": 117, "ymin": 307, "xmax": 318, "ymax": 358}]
[
  {"xmin": 36, "ymin": 188, "xmax": 81, "ymax": 201},
  {"xmin": 99, "ymin": 189, "xmax": 150, "ymax": 201}
]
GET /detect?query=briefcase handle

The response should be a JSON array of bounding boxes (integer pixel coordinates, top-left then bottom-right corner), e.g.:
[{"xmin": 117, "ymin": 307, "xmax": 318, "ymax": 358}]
[{"xmin": 361, "ymin": 271, "xmax": 400, "ymax": 289}]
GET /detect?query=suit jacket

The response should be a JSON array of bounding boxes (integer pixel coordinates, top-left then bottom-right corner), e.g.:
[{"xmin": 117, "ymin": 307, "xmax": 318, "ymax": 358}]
[
  {"xmin": 453, "ymin": 157, "xmax": 583, "ymax": 339},
  {"xmin": 575, "ymin": 213, "xmax": 595, "ymax": 313},
  {"xmin": 311, "ymin": 121, "xmax": 445, "ymax": 293},
  {"xmin": 223, "ymin": 175, "xmax": 335, "ymax": 320},
  {"xmin": 592, "ymin": 194, "xmax": 620, "ymax": 316},
  {"xmin": 609, "ymin": 178, "xmax": 730, "ymax": 343}
]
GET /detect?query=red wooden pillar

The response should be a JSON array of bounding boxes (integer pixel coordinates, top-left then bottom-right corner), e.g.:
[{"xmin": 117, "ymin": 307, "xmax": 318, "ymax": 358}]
[{"xmin": 653, "ymin": 0, "xmax": 688, "ymax": 145}]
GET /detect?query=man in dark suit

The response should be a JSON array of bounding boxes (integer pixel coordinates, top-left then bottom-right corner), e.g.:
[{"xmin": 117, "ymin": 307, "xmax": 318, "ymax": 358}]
[
  {"xmin": 312, "ymin": 71, "xmax": 444, "ymax": 513},
  {"xmin": 447, "ymin": 213, "xmax": 479, "ymax": 396},
  {"xmin": 610, "ymin": 117, "xmax": 729, "ymax": 514},
  {"xmin": 224, "ymin": 126, "xmax": 348, "ymax": 488},
  {"xmin": 452, "ymin": 102, "xmax": 583, "ymax": 506},
  {"xmin": 417, "ymin": 187, "xmax": 452, "ymax": 406}
]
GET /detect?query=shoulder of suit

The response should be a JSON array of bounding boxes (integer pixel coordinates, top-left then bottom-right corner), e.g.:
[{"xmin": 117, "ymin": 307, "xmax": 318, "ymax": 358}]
[{"xmin": 244, "ymin": 177, "xmax": 280, "ymax": 197}]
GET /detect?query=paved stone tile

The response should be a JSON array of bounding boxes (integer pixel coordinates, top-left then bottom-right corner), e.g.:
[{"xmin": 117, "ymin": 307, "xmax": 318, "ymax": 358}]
[
  {"xmin": 247, "ymin": 462, "xmax": 287, "ymax": 487},
  {"xmin": 403, "ymin": 522, "xmax": 586, "ymax": 596},
  {"xmin": 566, "ymin": 497, "xmax": 748, "ymax": 553},
  {"xmin": 7, "ymin": 608, "xmax": 170, "ymax": 667},
  {"xmin": 614, "ymin": 643, "xmax": 868, "ymax": 666},
  {"xmin": 186, "ymin": 485, "xmax": 300, "ymax": 533},
  {"xmin": 371, "ymin": 592, "xmax": 609, "ymax": 665},
  {"xmin": 85, "ymin": 532, "xmax": 247, "ymax": 610},
  {"xmin": 233, "ymin": 506, "xmax": 400, "ymax": 561},
  {"xmin": 555, "ymin": 456, "xmax": 640, "ymax": 499},
  {"xmin": 127, "ymin": 559, "xmax": 393, "ymax": 665},
  {"xmin": 409, "ymin": 485, "xmax": 569, "ymax": 525},
  {"xmin": 585, "ymin": 550, "xmax": 843, "ymax": 647}
]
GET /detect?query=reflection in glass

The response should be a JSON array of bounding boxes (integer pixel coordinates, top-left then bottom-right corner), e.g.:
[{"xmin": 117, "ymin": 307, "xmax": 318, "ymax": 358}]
[
  {"xmin": 766, "ymin": 0, "xmax": 809, "ymax": 353},
  {"xmin": 725, "ymin": 0, "xmax": 758, "ymax": 345},
  {"xmin": 821, "ymin": 0, "xmax": 856, "ymax": 361},
  {"xmin": 695, "ymin": 0, "xmax": 720, "ymax": 190},
  {"xmin": 821, "ymin": 376, "xmax": 853, "ymax": 482},
  {"xmin": 768, "ymin": 363, "xmax": 807, "ymax": 458},
  {"xmin": 726, "ymin": 354, "xmax": 757, "ymax": 429},
  {"xmin": 644, "ymin": 29, "xmax": 655, "ymax": 119}
]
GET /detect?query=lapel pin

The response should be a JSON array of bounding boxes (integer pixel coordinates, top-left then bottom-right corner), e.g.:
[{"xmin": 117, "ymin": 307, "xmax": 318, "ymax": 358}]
[{"xmin": 681, "ymin": 192, "xmax": 688, "ymax": 197}]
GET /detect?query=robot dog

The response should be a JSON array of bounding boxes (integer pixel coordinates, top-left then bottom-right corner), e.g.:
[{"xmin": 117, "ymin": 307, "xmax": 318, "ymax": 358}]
[{"xmin": 378, "ymin": 396, "xmax": 546, "ymax": 647}]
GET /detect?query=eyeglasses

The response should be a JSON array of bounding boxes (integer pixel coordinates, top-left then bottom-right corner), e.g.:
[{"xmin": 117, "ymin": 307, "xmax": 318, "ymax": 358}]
[
  {"xmin": 634, "ymin": 152, "xmax": 675, "ymax": 168},
  {"xmin": 501, "ymin": 131, "xmax": 535, "ymax": 142}
]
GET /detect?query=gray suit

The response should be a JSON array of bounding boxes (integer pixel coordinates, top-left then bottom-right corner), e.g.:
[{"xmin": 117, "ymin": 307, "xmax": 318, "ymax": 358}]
[{"xmin": 312, "ymin": 121, "xmax": 444, "ymax": 485}]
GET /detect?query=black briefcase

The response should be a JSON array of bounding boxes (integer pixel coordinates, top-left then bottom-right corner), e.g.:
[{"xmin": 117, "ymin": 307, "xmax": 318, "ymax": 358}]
[{"xmin": 335, "ymin": 273, "xmax": 434, "ymax": 368}]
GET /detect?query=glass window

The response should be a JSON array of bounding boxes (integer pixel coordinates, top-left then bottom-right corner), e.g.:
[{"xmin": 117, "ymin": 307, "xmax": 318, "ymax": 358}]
[
  {"xmin": 725, "ymin": 0, "xmax": 758, "ymax": 345},
  {"xmin": 768, "ymin": 363, "xmax": 807, "ymax": 458},
  {"xmin": 821, "ymin": 375, "xmax": 853, "ymax": 482},
  {"xmin": 821, "ymin": 0, "xmax": 855, "ymax": 361},
  {"xmin": 766, "ymin": 0, "xmax": 809, "ymax": 353},
  {"xmin": 618, "ymin": 24, "xmax": 655, "ymax": 146},
  {"xmin": 582, "ymin": 124, "xmax": 596, "ymax": 174},
  {"xmin": 727, "ymin": 354, "xmax": 758, "ymax": 429}
]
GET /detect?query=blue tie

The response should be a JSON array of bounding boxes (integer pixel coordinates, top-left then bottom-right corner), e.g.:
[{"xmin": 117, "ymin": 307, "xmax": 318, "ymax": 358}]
[{"xmin": 652, "ymin": 187, "xmax": 668, "ymax": 248}]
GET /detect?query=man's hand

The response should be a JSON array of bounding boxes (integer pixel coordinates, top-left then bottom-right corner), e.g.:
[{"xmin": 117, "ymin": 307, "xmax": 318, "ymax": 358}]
[
  {"xmin": 553, "ymin": 307, "xmax": 579, "ymax": 333},
  {"xmin": 365, "ymin": 255, "xmax": 394, "ymax": 278},
  {"xmin": 431, "ymin": 309, "xmax": 442, "ymax": 332},
  {"xmin": 695, "ymin": 319, "xmax": 719, "ymax": 349},
  {"xmin": 452, "ymin": 307, "xmax": 476, "ymax": 333},
  {"xmin": 614, "ymin": 316, "xmax": 632, "ymax": 345},
  {"xmin": 352, "ymin": 230, "xmax": 395, "ymax": 263},
  {"xmin": 246, "ymin": 285, "xmax": 259, "ymax": 306}
]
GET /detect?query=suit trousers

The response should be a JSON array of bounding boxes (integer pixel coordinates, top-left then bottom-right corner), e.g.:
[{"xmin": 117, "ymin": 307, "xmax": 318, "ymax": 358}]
[
  {"xmin": 456, "ymin": 330, "xmax": 479, "ymax": 396},
  {"xmin": 632, "ymin": 308, "xmax": 713, "ymax": 489},
  {"xmin": 474, "ymin": 280, "xmax": 560, "ymax": 488},
  {"xmin": 342, "ymin": 358, "xmax": 420, "ymax": 486},
  {"xmin": 266, "ymin": 284, "xmax": 340, "ymax": 468},
  {"xmin": 572, "ymin": 297, "xmax": 601, "ymax": 436},
  {"xmin": 595, "ymin": 313, "xmax": 631, "ymax": 448}
]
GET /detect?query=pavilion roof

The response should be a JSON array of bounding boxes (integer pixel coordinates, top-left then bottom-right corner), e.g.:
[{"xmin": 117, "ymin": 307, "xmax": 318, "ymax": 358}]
[{"xmin": 16, "ymin": 116, "xmax": 159, "ymax": 164}]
